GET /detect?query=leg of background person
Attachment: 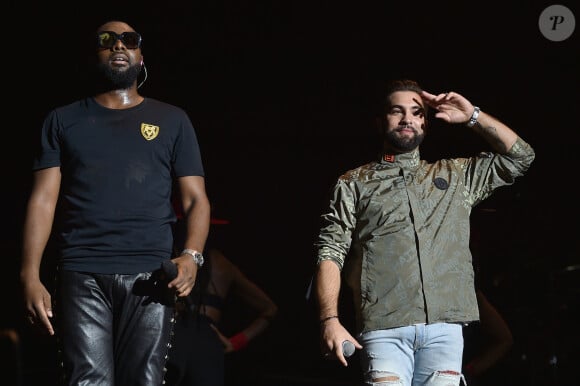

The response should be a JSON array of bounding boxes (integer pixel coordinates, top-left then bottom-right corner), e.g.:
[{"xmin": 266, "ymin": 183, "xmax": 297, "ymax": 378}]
[
  {"xmin": 166, "ymin": 312, "xmax": 225, "ymax": 386},
  {"xmin": 0, "ymin": 328, "xmax": 22, "ymax": 386}
]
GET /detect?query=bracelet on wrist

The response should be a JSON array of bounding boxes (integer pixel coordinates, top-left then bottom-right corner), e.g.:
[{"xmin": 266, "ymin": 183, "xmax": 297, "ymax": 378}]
[
  {"xmin": 466, "ymin": 106, "xmax": 480, "ymax": 128},
  {"xmin": 319, "ymin": 315, "xmax": 339, "ymax": 324}
]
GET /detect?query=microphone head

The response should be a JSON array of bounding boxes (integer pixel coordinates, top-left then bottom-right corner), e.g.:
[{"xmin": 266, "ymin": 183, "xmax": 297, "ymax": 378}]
[
  {"xmin": 342, "ymin": 340, "xmax": 355, "ymax": 358},
  {"xmin": 161, "ymin": 260, "xmax": 178, "ymax": 280}
]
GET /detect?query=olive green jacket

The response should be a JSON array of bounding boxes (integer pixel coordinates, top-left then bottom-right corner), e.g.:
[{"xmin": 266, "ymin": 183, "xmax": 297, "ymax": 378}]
[{"xmin": 316, "ymin": 137, "xmax": 535, "ymax": 334}]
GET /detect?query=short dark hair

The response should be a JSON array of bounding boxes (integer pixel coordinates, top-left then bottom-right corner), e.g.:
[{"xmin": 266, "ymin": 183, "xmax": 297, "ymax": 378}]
[
  {"xmin": 375, "ymin": 79, "xmax": 429, "ymax": 137},
  {"xmin": 385, "ymin": 79, "xmax": 422, "ymax": 95}
]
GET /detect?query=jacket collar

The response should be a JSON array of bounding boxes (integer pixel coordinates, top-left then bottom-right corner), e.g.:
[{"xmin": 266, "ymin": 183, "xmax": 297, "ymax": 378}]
[{"xmin": 378, "ymin": 148, "xmax": 420, "ymax": 169}]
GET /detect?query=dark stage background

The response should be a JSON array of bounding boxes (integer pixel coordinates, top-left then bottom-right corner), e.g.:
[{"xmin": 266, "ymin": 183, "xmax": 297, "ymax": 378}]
[{"xmin": 3, "ymin": 1, "xmax": 578, "ymax": 385}]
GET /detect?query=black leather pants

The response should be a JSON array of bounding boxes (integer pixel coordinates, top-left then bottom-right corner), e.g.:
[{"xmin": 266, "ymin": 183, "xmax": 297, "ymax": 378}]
[{"xmin": 55, "ymin": 270, "xmax": 175, "ymax": 386}]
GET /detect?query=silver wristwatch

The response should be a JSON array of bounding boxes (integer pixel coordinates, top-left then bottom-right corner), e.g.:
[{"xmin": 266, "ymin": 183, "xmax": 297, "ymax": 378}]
[{"xmin": 181, "ymin": 249, "xmax": 204, "ymax": 267}]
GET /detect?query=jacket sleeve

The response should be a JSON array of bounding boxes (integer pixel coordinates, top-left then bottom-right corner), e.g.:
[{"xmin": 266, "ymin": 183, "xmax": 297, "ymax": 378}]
[
  {"xmin": 314, "ymin": 178, "xmax": 358, "ymax": 270},
  {"xmin": 465, "ymin": 137, "xmax": 535, "ymax": 207}
]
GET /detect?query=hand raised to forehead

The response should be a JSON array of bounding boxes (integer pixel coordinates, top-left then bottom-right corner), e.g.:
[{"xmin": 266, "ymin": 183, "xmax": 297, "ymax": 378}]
[{"xmin": 421, "ymin": 90, "xmax": 474, "ymax": 124}]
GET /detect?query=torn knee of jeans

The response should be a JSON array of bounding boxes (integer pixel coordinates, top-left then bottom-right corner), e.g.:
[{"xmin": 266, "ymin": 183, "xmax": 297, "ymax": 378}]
[
  {"xmin": 438, "ymin": 370, "xmax": 460, "ymax": 375},
  {"xmin": 432, "ymin": 370, "xmax": 462, "ymax": 384},
  {"xmin": 368, "ymin": 370, "xmax": 401, "ymax": 384}
]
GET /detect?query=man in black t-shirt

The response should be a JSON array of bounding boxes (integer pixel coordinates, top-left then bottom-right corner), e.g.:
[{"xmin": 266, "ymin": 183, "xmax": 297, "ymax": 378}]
[{"xmin": 19, "ymin": 20, "xmax": 210, "ymax": 385}]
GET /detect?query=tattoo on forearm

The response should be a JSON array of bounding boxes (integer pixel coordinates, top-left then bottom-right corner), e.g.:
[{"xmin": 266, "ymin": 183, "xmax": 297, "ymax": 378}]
[{"xmin": 475, "ymin": 122, "xmax": 508, "ymax": 152}]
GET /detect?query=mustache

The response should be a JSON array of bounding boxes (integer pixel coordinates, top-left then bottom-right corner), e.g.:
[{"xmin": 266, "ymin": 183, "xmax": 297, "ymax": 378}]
[{"xmin": 396, "ymin": 124, "xmax": 417, "ymax": 132}]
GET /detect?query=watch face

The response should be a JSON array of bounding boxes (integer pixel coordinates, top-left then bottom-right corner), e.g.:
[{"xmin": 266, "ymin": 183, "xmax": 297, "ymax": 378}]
[
  {"xmin": 193, "ymin": 253, "xmax": 204, "ymax": 267},
  {"xmin": 182, "ymin": 249, "xmax": 204, "ymax": 267}
]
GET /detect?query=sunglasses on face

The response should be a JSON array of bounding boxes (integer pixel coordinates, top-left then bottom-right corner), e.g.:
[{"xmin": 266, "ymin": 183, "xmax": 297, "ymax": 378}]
[{"xmin": 96, "ymin": 31, "xmax": 142, "ymax": 49}]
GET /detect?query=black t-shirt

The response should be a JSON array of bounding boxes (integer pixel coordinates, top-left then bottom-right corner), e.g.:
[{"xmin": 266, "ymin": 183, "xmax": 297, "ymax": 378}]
[{"xmin": 34, "ymin": 97, "xmax": 204, "ymax": 274}]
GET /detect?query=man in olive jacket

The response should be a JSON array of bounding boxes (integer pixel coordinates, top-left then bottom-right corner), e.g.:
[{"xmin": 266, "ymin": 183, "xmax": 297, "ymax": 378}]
[{"xmin": 314, "ymin": 79, "xmax": 534, "ymax": 385}]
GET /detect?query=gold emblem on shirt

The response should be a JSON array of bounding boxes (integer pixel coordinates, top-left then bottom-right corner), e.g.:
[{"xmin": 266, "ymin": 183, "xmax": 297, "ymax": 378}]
[{"xmin": 141, "ymin": 123, "xmax": 159, "ymax": 141}]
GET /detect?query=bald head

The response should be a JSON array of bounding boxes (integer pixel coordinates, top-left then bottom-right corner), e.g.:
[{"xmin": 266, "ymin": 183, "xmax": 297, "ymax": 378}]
[{"xmin": 97, "ymin": 20, "xmax": 136, "ymax": 33}]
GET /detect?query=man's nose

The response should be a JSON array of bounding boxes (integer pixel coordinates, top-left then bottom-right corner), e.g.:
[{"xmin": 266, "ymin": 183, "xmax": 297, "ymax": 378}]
[
  {"xmin": 401, "ymin": 113, "xmax": 414, "ymax": 124},
  {"xmin": 112, "ymin": 39, "xmax": 126, "ymax": 50}
]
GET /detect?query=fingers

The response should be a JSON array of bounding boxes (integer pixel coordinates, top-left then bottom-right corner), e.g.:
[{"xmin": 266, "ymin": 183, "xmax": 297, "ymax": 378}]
[
  {"xmin": 38, "ymin": 312, "xmax": 55, "ymax": 335},
  {"xmin": 171, "ymin": 275, "xmax": 197, "ymax": 298},
  {"xmin": 172, "ymin": 279, "xmax": 194, "ymax": 297},
  {"xmin": 167, "ymin": 256, "xmax": 197, "ymax": 294},
  {"xmin": 420, "ymin": 90, "xmax": 436, "ymax": 100},
  {"xmin": 175, "ymin": 287, "xmax": 193, "ymax": 298},
  {"xmin": 421, "ymin": 91, "xmax": 450, "ymax": 111},
  {"xmin": 321, "ymin": 341, "xmax": 355, "ymax": 367},
  {"xmin": 421, "ymin": 90, "xmax": 453, "ymax": 104},
  {"xmin": 23, "ymin": 284, "xmax": 55, "ymax": 335},
  {"xmin": 27, "ymin": 304, "xmax": 55, "ymax": 335},
  {"xmin": 434, "ymin": 91, "xmax": 453, "ymax": 103}
]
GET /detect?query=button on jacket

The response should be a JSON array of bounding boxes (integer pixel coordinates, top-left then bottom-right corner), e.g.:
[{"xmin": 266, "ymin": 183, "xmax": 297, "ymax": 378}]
[{"xmin": 315, "ymin": 137, "xmax": 535, "ymax": 334}]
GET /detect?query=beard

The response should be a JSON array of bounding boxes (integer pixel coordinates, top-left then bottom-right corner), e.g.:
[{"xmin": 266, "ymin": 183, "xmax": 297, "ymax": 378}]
[
  {"xmin": 93, "ymin": 62, "xmax": 142, "ymax": 91},
  {"xmin": 383, "ymin": 127, "xmax": 425, "ymax": 153}
]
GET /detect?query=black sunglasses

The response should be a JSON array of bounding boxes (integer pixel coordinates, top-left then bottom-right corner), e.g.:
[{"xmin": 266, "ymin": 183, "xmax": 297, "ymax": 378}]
[{"xmin": 96, "ymin": 31, "xmax": 142, "ymax": 49}]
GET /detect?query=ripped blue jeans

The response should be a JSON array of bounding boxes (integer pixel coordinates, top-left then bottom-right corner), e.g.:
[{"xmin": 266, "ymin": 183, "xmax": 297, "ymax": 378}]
[{"xmin": 358, "ymin": 323, "xmax": 466, "ymax": 385}]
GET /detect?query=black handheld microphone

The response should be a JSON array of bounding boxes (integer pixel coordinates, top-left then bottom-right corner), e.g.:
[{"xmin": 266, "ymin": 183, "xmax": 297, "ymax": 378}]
[
  {"xmin": 342, "ymin": 340, "xmax": 356, "ymax": 358},
  {"xmin": 161, "ymin": 259, "xmax": 178, "ymax": 280}
]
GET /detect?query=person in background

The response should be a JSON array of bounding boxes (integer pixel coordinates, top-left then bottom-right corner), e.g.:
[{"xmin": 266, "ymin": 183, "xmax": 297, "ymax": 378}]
[
  {"xmin": 313, "ymin": 79, "xmax": 534, "ymax": 385},
  {"xmin": 0, "ymin": 328, "xmax": 22, "ymax": 385},
  {"xmin": 463, "ymin": 220, "xmax": 514, "ymax": 385},
  {"xmin": 463, "ymin": 289, "xmax": 514, "ymax": 385},
  {"xmin": 165, "ymin": 207, "xmax": 278, "ymax": 386},
  {"xmin": 19, "ymin": 20, "xmax": 210, "ymax": 385}
]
